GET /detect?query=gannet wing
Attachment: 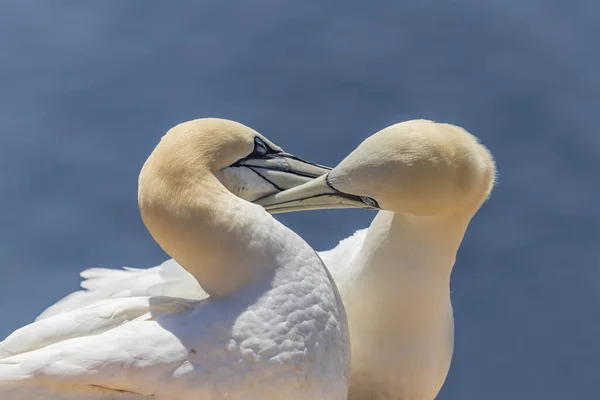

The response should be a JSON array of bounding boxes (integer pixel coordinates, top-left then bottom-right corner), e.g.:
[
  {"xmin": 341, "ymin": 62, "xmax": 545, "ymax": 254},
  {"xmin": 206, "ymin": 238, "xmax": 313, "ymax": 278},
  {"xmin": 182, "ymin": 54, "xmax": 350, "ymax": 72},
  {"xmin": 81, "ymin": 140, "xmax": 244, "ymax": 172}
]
[
  {"xmin": 1, "ymin": 297, "xmax": 198, "ymax": 399},
  {"xmin": 36, "ymin": 260, "xmax": 207, "ymax": 321},
  {"xmin": 3, "ymin": 296, "xmax": 194, "ymax": 358}
]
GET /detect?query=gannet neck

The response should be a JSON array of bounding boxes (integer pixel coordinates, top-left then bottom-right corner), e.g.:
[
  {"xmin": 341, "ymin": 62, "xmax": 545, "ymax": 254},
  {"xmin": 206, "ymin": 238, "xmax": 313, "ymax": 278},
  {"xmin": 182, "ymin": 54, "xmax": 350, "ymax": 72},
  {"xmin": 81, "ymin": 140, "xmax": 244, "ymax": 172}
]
[
  {"xmin": 348, "ymin": 211, "xmax": 464, "ymax": 330},
  {"xmin": 141, "ymin": 178, "xmax": 285, "ymax": 297},
  {"xmin": 342, "ymin": 211, "xmax": 461, "ymax": 400}
]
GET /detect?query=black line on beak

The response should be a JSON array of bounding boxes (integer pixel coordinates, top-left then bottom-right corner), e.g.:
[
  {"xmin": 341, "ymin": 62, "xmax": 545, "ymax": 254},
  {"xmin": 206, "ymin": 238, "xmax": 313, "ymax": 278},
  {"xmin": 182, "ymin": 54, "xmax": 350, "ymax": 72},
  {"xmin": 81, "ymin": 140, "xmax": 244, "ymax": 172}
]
[
  {"xmin": 325, "ymin": 174, "xmax": 381, "ymax": 209},
  {"xmin": 247, "ymin": 166, "xmax": 284, "ymax": 191}
]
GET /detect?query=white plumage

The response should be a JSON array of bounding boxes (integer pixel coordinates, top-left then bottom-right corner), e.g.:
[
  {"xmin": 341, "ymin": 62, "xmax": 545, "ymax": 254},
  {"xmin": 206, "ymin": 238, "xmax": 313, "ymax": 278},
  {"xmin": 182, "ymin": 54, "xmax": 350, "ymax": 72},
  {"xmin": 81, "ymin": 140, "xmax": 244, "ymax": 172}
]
[
  {"xmin": 4, "ymin": 119, "xmax": 496, "ymax": 400},
  {"xmin": 0, "ymin": 118, "xmax": 350, "ymax": 400}
]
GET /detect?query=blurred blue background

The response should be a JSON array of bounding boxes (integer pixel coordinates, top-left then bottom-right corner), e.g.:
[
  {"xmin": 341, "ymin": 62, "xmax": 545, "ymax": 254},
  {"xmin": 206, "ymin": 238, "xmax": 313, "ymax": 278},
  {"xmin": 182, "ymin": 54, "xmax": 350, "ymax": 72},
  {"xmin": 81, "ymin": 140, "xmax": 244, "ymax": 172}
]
[{"xmin": 1, "ymin": 1, "xmax": 598, "ymax": 398}]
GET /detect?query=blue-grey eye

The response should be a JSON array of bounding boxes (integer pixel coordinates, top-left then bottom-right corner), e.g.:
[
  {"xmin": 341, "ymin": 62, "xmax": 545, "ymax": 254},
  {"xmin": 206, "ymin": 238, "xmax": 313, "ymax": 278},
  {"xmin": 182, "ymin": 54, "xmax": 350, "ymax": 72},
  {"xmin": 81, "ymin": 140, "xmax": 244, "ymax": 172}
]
[{"xmin": 254, "ymin": 137, "xmax": 269, "ymax": 156}]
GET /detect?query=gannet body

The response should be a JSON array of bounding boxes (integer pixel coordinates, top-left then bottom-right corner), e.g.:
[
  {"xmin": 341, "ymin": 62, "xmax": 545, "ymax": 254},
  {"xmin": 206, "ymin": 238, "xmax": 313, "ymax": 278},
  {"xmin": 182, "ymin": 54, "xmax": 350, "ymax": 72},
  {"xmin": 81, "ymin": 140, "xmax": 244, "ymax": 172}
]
[
  {"xmin": 259, "ymin": 119, "xmax": 496, "ymax": 399},
  {"xmin": 29, "ymin": 119, "xmax": 495, "ymax": 400},
  {"xmin": 0, "ymin": 119, "xmax": 350, "ymax": 400}
]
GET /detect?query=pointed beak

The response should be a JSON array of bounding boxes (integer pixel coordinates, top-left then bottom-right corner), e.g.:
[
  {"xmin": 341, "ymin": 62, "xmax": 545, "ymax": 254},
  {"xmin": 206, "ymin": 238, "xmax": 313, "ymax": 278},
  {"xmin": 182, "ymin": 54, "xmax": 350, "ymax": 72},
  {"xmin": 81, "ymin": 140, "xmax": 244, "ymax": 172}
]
[
  {"xmin": 236, "ymin": 152, "xmax": 332, "ymax": 191},
  {"xmin": 254, "ymin": 174, "xmax": 380, "ymax": 214}
]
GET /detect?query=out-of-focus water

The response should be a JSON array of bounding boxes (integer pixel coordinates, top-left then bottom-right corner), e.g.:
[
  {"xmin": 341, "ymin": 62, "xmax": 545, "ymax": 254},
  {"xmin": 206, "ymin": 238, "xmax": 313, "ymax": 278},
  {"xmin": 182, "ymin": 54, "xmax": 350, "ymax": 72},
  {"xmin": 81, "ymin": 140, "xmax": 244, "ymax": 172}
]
[{"xmin": 0, "ymin": 1, "xmax": 598, "ymax": 398}]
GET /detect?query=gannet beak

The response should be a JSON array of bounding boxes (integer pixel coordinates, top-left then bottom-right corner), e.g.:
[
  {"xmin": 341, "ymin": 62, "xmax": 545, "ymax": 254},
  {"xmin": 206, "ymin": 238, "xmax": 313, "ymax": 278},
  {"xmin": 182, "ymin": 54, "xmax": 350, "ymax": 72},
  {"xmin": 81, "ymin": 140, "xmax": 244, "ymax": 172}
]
[
  {"xmin": 255, "ymin": 174, "xmax": 380, "ymax": 214},
  {"xmin": 236, "ymin": 152, "xmax": 332, "ymax": 190}
]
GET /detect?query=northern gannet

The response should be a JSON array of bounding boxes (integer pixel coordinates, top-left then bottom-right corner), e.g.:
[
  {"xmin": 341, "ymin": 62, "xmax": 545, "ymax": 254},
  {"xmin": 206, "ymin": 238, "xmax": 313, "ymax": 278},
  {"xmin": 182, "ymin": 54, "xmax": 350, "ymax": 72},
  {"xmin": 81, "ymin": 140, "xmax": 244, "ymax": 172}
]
[
  {"xmin": 258, "ymin": 119, "xmax": 496, "ymax": 399},
  {"xmin": 0, "ymin": 118, "xmax": 350, "ymax": 400},
  {"xmin": 30, "ymin": 119, "xmax": 495, "ymax": 400}
]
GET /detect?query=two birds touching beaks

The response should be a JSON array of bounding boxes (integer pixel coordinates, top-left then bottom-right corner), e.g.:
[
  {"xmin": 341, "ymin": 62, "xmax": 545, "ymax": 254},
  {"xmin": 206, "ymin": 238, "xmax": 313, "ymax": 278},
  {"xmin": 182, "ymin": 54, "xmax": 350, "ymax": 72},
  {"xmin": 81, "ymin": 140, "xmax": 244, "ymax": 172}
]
[{"xmin": 0, "ymin": 118, "xmax": 496, "ymax": 400}]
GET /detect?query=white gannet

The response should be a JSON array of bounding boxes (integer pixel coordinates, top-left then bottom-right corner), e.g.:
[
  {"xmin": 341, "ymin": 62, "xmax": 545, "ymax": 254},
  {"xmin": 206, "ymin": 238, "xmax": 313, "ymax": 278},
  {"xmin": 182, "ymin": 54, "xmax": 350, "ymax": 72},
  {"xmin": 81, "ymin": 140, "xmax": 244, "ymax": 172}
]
[
  {"xmin": 258, "ymin": 119, "xmax": 496, "ymax": 400},
  {"xmin": 0, "ymin": 118, "xmax": 350, "ymax": 400},
  {"xmin": 31, "ymin": 119, "xmax": 495, "ymax": 400}
]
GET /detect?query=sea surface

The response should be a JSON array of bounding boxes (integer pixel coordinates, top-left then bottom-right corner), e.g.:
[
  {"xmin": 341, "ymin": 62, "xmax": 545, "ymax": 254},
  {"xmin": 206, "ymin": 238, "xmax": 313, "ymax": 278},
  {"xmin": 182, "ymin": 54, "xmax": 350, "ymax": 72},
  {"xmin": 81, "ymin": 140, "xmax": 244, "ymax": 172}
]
[{"xmin": 0, "ymin": 1, "xmax": 598, "ymax": 398}]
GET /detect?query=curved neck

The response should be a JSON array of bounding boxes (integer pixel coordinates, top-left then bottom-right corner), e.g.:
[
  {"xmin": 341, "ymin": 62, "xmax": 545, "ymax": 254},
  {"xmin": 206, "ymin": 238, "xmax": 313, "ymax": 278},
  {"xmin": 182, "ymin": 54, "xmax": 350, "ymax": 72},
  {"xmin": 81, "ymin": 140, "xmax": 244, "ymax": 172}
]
[
  {"xmin": 140, "ymin": 177, "xmax": 293, "ymax": 297},
  {"xmin": 361, "ymin": 210, "xmax": 469, "ymax": 274},
  {"xmin": 345, "ymin": 210, "xmax": 471, "ymax": 398},
  {"xmin": 349, "ymin": 210, "xmax": 471, "ymax": 329}
]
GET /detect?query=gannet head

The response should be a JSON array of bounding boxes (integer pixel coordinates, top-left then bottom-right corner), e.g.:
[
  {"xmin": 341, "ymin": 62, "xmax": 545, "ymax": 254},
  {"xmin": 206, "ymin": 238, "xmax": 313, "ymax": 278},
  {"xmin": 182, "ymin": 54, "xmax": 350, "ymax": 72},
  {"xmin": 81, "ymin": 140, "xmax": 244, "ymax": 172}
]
[
  {"xmin": 257, "ymin": 119, "xmax": 496, "ymax": 218},
  {"xmin": 138, "ymin": 118, "xmax": 330, "ymax": 296},
  {"xmin": 139, "ymin": 118, "xmax": 330, "ymax": 208}
]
